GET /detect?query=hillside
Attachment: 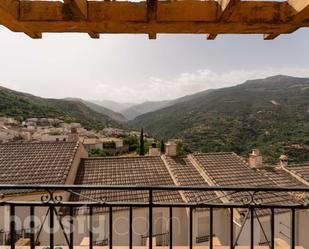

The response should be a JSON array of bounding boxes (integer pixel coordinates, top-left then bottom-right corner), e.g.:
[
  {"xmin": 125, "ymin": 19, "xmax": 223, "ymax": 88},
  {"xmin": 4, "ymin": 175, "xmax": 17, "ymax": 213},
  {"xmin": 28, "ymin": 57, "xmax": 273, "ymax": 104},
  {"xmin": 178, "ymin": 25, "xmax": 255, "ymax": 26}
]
[
  {"xmin": 121, "ymin": 90, "xmax": 213, "ymax": 120},
  {"xmin": 0, "ymin": 86, "xmax": 122, "ymax": 130},
  {"xmin": 92, "ymin": 100, "xmax": 136, "ymax": 113},
  {"xmin": 66, "ymin": 98, "xmax": 127, "ymax": 123},
  {"xmin": 121, "ymin": 100, "xmax": 170, "ymax": 120},
  {"xmin": 129, "ymin": 75, "xmax": 309, "ymax": 163}
]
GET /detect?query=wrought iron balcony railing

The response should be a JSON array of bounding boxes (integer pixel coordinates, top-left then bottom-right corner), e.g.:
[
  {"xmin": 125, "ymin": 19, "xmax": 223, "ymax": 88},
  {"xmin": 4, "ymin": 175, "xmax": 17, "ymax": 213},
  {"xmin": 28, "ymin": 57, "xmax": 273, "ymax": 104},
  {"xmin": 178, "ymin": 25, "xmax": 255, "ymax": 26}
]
[{"xmin": 0, "ymin": 184, "xmax": 309, "ymax": 249}]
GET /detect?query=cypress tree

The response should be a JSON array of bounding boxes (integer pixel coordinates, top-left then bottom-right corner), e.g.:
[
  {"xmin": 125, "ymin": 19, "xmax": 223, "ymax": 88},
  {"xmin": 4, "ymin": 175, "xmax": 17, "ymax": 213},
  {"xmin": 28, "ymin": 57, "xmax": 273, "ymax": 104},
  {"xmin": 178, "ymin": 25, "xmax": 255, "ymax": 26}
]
[
  {"xmin": 160, "ymin": 140, "xmax": 165, "ymax": 153},
  {"xmin": 139, "ymin": 127, "xmax": 145, "ymax": 156}
]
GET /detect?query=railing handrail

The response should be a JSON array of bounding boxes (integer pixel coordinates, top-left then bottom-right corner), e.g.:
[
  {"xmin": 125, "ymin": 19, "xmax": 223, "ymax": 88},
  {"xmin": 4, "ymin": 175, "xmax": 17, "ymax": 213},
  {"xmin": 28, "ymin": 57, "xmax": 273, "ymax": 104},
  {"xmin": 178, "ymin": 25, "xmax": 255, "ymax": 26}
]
[
  {"xmin": 1, "ymin": 184, "xmax": 309, "ymax": 192},
  {"xmin": 0, "ymin": 184, "xmax": 305, "ymax": 249}
]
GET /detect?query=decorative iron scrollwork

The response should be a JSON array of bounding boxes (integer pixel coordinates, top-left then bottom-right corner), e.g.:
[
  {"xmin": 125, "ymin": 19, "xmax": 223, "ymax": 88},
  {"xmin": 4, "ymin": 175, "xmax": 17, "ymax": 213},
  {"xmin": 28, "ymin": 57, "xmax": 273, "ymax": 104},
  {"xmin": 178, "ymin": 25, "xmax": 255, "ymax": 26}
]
[
  {"xmin": 241, "ymin": 191, "xmax": 263, "ymax": 205},
  {"xmin": 292, "ymin": 192, "xmax": 309, "ymax": 205},
  {"xmin": 41, "ymin": 189, "xmax": 63, "ymax": 204}
]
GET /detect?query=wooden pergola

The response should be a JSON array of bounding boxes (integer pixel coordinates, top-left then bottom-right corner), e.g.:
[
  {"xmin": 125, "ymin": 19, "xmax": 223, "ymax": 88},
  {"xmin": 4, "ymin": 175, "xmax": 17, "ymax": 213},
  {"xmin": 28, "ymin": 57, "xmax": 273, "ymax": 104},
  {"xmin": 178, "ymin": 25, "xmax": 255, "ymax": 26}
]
[{"xmin": 0, "ymin": 0, "xmax": 308, "ymax": 39}]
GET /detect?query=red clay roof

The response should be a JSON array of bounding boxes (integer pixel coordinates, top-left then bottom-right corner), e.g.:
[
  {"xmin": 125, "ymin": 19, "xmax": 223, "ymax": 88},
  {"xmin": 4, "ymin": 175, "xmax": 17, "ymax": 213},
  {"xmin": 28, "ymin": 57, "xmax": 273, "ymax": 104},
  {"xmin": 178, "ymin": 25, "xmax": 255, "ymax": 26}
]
[
  {"xmin": 191, "ymin": 153, "xmax": 293, "ymax": 215},
  {"xmin": 0, "ymin": 141, "xmax": 79, "ymax": 185},
  {"xmin": 73, "ymin": 156, "xmax": 184, "ymax": 204},
  {"xmin": 259, "ymin": 167, "xmax": 305, "ymax": 187},
  {"xmin": 164, "ymin": 155, "xmax": 220, "ymax": 203},
  {"xmin": 287, "ymin": 163, "xmax": 309, "ymax": 183}
]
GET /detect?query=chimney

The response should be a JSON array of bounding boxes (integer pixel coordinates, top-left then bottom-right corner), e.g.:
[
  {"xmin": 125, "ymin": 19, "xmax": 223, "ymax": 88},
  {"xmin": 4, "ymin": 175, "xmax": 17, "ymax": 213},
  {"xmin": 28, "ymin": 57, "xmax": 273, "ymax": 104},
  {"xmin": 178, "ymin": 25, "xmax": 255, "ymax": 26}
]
[
  {"xmin": 279, "ymin": 154, "xmax": 288, "ymax": 168},
  {"xmin": 165, "ymin": 140, "xmax": 177, "ymax": 156},
  {"xmin": 249, "ymin": 149, "xmax": 263, "ymax": 168},
  {"xmin": 148, "ymin": 143, "xmax": 160, "ymax": 156},
  {"xmin": 68, "ymin": 127, "xmax": 79, "ymax": 142}
]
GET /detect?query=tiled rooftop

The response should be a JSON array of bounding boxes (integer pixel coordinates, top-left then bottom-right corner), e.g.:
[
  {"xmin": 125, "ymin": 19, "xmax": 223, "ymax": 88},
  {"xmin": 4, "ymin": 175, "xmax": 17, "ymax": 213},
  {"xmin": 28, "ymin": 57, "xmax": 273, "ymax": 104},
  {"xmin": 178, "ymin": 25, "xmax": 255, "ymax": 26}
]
[
  {"xmin": 1, "ymin": 140, "xmax": 308, "ymax": 215},
  {"xmin": 73, "ymin": 156, "xmax": 183, "ymax": 204},
  {"xmin": 164, "ymin": 155, "xmax": 220, "ymax": 203},
  {"xmin": 191, "ymin": 153, "xmax": 292, "ymax": 214},
  {"xmin": 192, "ymin": 153, "xmax": 269, "ymax": 187},
  {"xmin": 0, "ymin": 142, "xmax": 79, "ymax": 185},
  {"xmin": 287, "ymin": 163, "xmax": 309, "ymax": 182},
  {"xmin": 259, "ymin": 167, "xmax": 305, "ymax": 187}
]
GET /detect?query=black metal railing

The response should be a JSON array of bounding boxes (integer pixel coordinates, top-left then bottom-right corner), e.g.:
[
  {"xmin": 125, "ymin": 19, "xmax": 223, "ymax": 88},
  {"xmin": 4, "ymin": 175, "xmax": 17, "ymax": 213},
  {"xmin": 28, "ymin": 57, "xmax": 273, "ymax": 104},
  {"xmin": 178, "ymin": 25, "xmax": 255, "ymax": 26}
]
[
  {"xmin": 0, "ymin": 184, "xmax": 309, "ymax": 249},
  {"xmin": 141, "ymin": 232, "xmax": 169, "ymax": 246}
]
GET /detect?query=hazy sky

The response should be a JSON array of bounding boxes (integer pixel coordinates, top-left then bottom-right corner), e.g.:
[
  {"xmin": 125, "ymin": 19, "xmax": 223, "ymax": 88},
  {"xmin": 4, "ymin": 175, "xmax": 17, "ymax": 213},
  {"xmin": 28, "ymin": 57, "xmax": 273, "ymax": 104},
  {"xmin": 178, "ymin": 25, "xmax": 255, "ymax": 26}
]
[{"xmin": 1, "ymin": 26, "xmax": 309, "ymax": 103}]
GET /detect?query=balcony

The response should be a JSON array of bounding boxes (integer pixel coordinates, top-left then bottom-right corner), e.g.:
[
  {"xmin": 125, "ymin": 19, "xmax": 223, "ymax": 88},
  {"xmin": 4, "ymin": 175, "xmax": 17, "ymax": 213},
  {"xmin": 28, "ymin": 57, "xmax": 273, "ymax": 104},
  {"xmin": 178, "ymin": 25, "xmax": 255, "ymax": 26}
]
[{"xmin": 0, "ymin": 184, "xmax": 308, "ymax": 249}]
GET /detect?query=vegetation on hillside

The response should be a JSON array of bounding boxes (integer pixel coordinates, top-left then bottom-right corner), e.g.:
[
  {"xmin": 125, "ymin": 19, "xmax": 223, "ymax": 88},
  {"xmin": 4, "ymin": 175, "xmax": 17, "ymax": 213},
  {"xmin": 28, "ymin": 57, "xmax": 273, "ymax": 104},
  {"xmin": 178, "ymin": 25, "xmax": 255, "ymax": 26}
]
[
  {"xmin": 129, "ymin": 75, "xmax": 309, "ymax": 164},
  {"xmin": 0, "ymin": 86, "xmax": 122, "ymax": 130}
]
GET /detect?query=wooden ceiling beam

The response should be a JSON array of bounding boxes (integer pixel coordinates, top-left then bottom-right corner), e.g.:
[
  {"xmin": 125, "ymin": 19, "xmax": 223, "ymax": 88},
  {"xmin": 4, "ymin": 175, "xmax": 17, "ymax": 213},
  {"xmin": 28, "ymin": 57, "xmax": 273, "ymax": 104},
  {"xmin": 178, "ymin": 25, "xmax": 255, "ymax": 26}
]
[
  {"xmin": 289, "ymin": 0, "xmax": 309, "ymax": 21},
  {"xmin": 1, "ymin": 0, "xmax": 308, "ymax": 38},
  {"xmin": 263, "ymin": 33, "xmax": 280, "ymax": 40},
  {"xmin": 148, "ymin": 33, "xmax": 157, "ymax": 39},
  {"xmin": 64, "ymin": 0, "xmax": 88, "ymax": 19},
  {"xmin": 208, "ymin": 0, "xmax": 241, "ymax": 40},
  {"xmin": 147, "ymin": 0, "xmax": 157, "ymax": 21},
  {"xmin": 88, "ymin": 31, "xmax": 100, "ymax": 39},
  {"xmin": 263, "ymin": 0, "xmax": 309, "ymax": 40},
  {"xmin": 218, "ymin": 0, "xmax": 241, "ymax": 21},
  {"xmin": 0, "ymin": 0, "xmax": 42, "ymax": 38},
  {"xmin": 147, "ymin": 0, "xmax": 157, "ymax": 39},
  {"xmin": 207, "ymin": 33, "xmax": 217, "ymax": 40}
]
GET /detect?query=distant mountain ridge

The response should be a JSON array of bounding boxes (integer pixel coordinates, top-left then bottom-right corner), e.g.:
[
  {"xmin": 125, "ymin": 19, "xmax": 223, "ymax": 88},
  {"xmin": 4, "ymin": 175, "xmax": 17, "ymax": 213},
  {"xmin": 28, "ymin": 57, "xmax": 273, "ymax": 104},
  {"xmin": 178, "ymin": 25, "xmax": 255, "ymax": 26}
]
[
  {"xmin": 91, "ymin": 100, "xmax": 136, "ymax": 113},
  {"xmin": 107, "ymin": 89, "xmax": 214, "ymax": 120},
  {"xmin": 0, "ymin": 86, "xmax": 123, "ymax": 130},
  {"xmin": 66, "ymin": 98, "xmax": 127, "ymax": 123},
  {"xmin": 129, "ymin": 75, "xmax": 309, "ymax": 163}
]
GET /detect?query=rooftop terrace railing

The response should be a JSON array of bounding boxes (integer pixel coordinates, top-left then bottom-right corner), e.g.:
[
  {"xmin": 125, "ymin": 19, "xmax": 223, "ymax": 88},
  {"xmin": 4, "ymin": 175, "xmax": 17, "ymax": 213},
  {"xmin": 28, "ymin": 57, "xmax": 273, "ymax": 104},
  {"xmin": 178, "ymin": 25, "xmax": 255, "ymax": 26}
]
[{"xmin": 1, "ymin": 184, "xmax": 309, "ymax": 249}]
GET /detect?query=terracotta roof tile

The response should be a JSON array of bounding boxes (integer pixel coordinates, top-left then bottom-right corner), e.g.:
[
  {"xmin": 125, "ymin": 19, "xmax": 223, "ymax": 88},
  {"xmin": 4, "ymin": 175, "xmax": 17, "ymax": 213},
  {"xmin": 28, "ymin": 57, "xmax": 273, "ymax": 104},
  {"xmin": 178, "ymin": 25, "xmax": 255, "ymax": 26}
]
[
  {"xmin": 72, "ymin": 156, "xmax": 183, "ymax": 205},
  {"xmin": 0, "ymin": 141, "xmax": 79, "ymax": 194},
  {"xmin": 164, "ymin": 156, "xmax": 220, "ymax": 203},
  {"xmin": 287, "ymin": 163, "xmax": 309, "ymax": 182},
  {"xmin": 259, "ymin": 167, "xmax": 305, "ymax": 187},
  {"xmin": 0, "ymin": 142, "xmax": 79, "ymax": 185},
  {"xmin": 191, "ymin": 153, "xmax": 293, "ymax": 215}
]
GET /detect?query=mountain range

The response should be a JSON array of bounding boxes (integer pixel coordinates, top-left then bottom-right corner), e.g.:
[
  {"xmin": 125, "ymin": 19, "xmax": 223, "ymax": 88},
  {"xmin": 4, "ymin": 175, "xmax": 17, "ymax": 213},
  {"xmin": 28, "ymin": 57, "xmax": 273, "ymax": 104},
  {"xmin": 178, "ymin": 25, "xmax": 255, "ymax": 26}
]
[
  {"xmin": 0, "ymin": 86, "xmax": 122, "ymax": 130},
  {"xmin": 93, "ymin": 89, "xmax": 214, "ymax": 120},
  {"xmin": 128, "ymin": 75, "xmax": 309, "ymax": 163},
  {"xmin": 1, "ymin": 75, "xmax": 308, "ymax": 163}
]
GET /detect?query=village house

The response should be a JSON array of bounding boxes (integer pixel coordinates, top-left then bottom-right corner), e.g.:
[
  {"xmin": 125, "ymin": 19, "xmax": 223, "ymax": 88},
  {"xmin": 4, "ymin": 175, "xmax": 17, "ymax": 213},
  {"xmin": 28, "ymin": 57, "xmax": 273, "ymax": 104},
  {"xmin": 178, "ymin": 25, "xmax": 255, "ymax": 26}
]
[
  {"xmin": 100, "ymin": 128, "xmax": 127, "ymax": 137},
  {"xmin": 0, "ymin": 142, "xmax": 308, "ymax": 248},
  {"xmin": 82, "ymin": 138, "xmax": 103, "ymax": 150},
  {"xmin": 101, "ymin": 137, "xmax": 129, "ymax": 155}
]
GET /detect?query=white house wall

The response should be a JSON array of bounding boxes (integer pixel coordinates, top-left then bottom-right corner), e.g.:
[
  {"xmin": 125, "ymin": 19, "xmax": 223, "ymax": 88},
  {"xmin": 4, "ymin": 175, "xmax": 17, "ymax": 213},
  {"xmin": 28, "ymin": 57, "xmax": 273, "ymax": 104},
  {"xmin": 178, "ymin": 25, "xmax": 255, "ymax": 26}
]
[{"xmin": 235, "ymin": 212, "xmax": 291, "ymax": 246}]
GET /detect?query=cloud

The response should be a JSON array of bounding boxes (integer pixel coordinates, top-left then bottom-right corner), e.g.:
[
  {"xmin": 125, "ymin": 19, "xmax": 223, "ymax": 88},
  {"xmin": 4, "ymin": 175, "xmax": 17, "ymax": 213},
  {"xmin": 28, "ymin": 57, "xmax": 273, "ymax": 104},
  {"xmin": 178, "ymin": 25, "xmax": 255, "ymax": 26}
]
[{"xmin": 93, "ymin": 67, "xmax": 309, "ymax": 103}]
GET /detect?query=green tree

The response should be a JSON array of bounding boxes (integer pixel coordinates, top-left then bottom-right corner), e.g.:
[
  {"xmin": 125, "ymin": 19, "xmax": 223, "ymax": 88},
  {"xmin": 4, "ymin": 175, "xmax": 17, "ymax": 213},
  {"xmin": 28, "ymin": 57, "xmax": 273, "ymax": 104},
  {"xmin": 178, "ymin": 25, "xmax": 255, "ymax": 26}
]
[
  {"xmin": 88, "ymin": 148, "xmax": 112, "ymax": 157},
  {"xmin": 139, "ymin": 127, "xmax": 145, "ymax": 156},
  {"xmin": 160, "ymin": 140, "xmax": 165, "ymax": 153},
  {"xmin": 176, "ymin": 140, "xmax": 192, "ymax": 156},
  {"xmin": 123, "ymin": 135, "xmax": 139, "ymax": 151}
]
